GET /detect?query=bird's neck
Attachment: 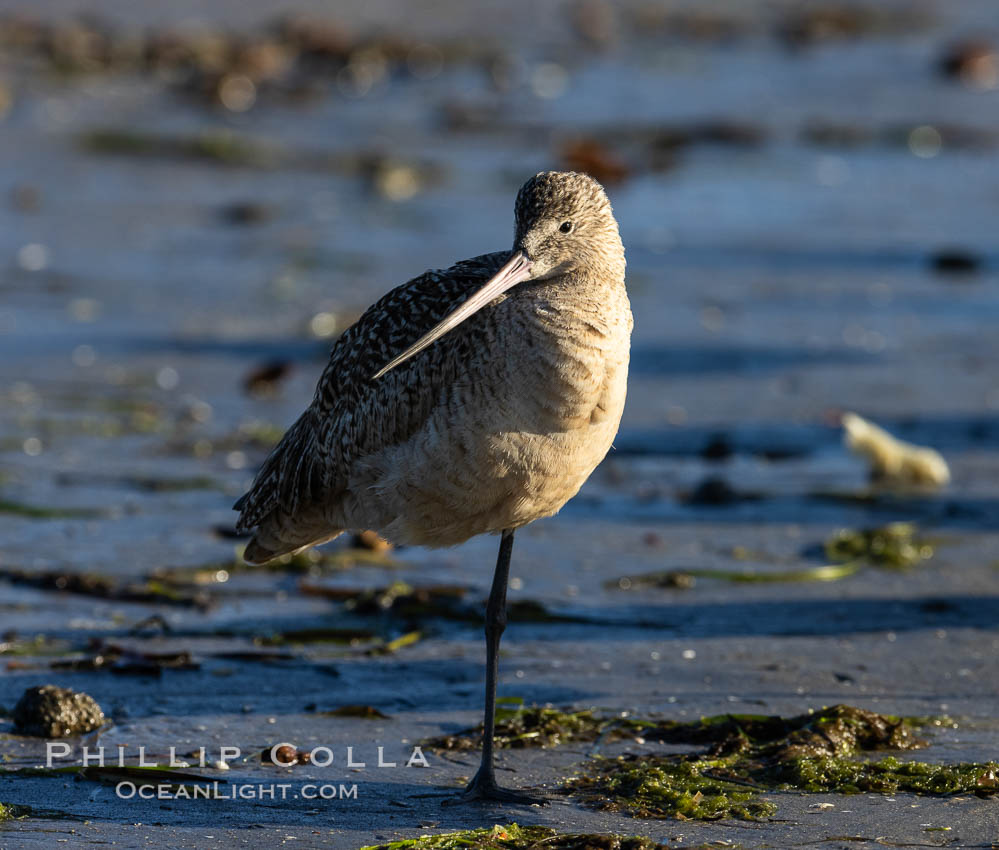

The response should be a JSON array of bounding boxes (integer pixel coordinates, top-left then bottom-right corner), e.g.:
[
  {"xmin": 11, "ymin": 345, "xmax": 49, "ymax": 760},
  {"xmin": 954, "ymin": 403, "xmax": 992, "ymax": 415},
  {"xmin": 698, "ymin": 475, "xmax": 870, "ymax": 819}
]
[{"xmin": 515, "ymin": 268, "xmax": 631, "ymax": 342}]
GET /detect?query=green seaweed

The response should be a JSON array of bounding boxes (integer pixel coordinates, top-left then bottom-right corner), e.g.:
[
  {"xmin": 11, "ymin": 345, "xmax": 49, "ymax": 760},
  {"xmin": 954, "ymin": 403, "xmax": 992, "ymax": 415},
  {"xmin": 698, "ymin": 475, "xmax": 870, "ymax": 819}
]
[
  {"xmin": 299, "ymin": 581, "xmax": 461, "ymax": 613},
  {"xmin": 425, "ymin": 702, "xmax": 640, "ymax": 751},
  {"xmin": 367, "ymin": 630, "xmax": 423, "ymax": 655},
  {"xmin": 564, "ymin": 705, "xmax": 995, "ymax": 821},
  {"xmin": 0, "ymin": 500, "xmax": 102, "ymax": 519},
  {"xmin": 0, "ymin": 802, "xmax": 30, "ymax": 821},
  {"xmin": 613, "ymin": 522, "xmax": 934, "ymax": 590},
  {"xmin": 154, "ymin": 547, "xmax": 401, "ymax": 586},
  {"xmin": 611, "ymin": 561, "xmax": 862, "ymax": 589},
  {"xmin": 299, "ymin": 580, "xmax": 588, "ymax": 625},
  {"xmin": 642, "ymin": 704, "xmax": 926, "ymax": 755},
  {"xmin": 425, "ymin": 703, "xmax": 955, "ymax": 757},
  {"xmin": 569, "ymin": 756, "xmax": 777, "ymax": 821},
  {"xmin": 825, "ymin": 522, "xmax": 933, "ymax": 569},
  {"xmin": 80, "ymin": 129, "xmax": 280, "ymax": 167},
  {"xmin": 0, "ymin": 634, "xmax": 74, "ymax": 657},
  {"xmin": 0, "ymin": 567, "xmax": 209, "ymax": 608},
  {"xmin": 766, "ymin": 755, "xmax": 998, "ymax": 795},
  {"xmin": 361, "ymin": 824, "xmax": 669, "ymax": 850}
]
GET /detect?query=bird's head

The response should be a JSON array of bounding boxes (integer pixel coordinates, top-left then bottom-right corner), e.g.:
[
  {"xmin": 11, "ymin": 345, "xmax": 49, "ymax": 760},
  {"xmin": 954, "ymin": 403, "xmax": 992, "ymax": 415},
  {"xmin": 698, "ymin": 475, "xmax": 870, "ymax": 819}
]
[
  {"xmin": 513, "ymin": 170, "xmax": 624, "ymax": 281},
  {"xmin": 371, "ymin": 171, "xmax": 623, "ymax": 380}
]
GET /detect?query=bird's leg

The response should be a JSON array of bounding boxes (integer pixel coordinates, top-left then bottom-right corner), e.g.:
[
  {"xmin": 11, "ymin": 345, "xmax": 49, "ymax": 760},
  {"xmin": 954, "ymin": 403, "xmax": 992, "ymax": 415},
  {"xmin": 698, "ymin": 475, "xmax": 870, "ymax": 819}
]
[{"xmin": 456, "ymin": 529, "xmax": 547, "ymax": 805}]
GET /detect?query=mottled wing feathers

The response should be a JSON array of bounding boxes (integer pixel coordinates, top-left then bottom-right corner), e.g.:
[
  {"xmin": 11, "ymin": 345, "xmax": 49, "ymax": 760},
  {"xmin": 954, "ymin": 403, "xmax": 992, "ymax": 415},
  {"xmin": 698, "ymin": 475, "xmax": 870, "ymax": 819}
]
[
  {"xmin": 233, "ymin": 251, "xmax": 508, "ymax": 535},
  {"xmin": 232, "ymin": 408, "xmax": 320, "ymax": 532}
]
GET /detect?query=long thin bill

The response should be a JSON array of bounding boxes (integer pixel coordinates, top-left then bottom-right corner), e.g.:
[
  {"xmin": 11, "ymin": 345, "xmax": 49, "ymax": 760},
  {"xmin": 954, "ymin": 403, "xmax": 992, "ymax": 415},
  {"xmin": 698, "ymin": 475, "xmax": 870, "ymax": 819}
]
[{"xmin": 371, "ymin": 251, "xmax": 533, "ymax": 380}]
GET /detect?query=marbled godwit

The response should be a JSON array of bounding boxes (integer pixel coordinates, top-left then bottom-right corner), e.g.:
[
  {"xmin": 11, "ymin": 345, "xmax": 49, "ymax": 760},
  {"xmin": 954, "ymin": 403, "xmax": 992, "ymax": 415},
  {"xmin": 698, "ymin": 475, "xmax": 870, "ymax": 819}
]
[{"xmin": 234, "ymin": 170, "xmax": 632, "ymax": 803}]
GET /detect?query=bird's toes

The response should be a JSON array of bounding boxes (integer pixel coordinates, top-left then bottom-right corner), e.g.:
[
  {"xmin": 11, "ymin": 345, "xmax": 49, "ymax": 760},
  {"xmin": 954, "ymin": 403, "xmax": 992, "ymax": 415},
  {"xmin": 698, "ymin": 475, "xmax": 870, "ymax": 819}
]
[{"xmin": 444, "ymin": 777, "xmax": 550, "ymax": 807}]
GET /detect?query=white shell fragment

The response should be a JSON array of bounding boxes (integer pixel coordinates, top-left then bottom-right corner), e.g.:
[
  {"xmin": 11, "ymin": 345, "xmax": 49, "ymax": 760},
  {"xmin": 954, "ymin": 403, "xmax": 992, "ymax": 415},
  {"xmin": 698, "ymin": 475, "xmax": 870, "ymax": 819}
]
[{"xmin": 842, "ymin": 412, "xmax": 950, "ymax": 487}]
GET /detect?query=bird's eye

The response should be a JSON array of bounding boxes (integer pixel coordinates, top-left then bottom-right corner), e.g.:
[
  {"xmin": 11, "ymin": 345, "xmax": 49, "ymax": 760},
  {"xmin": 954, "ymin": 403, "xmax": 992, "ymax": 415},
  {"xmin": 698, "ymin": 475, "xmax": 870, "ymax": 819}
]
[{"xmin": 559, "ymin": 221, "xmax": 573, "ymax": 234}]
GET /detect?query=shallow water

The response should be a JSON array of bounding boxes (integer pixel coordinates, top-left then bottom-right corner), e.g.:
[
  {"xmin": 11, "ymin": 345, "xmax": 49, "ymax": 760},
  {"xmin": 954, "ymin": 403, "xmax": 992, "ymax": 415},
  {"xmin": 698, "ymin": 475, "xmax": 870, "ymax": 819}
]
[{"xmin": 2, "ymin": 1, "xmax": 999, "ymax": 847}]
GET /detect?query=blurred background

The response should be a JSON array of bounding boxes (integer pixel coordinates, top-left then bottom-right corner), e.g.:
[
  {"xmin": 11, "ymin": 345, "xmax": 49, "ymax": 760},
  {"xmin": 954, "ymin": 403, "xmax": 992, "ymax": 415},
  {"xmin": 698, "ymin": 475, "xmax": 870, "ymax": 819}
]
[{"xmin": 1, "ymin": 0, "xmax": 999, "ymax": 841}]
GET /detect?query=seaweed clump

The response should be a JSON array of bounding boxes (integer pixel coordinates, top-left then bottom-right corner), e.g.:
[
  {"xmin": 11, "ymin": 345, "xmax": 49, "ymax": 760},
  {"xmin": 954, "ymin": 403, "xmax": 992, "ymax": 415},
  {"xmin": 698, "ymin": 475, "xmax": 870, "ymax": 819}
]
[
  {"xmin": 824, "ymin": 522, "xmax": 933, "ymax": 568},
  {"xmin": 362, "ymin": 824, "xmax": 667, "ymax": 850},
  {"xmin": 425, "ymin": 701, "xmax": 626, "ymax": 751},
  {"xmin": 0, "ymin": 566, "xmax": 210, "ymax": 608},
  {"xmin": 566, "ymin": 705, "xmax": 997, "ymax": 821},
  {"xmin": 569, "ymin": 755, "xmax": 777, "ymax": 821},
  {"xmin": 641, "ymin": 703, "xmax": 924, "ymax": 756},
  {"xmin": 769, "ymin": 755, "xmax": 999, "ymax": 795},
  {"xmin": 0, "ymin": 802, "xmax": 31, "ymax": 821},
  {"xmin": 301, "ymin": 580, "xmax": 585, "ymax": 625}
]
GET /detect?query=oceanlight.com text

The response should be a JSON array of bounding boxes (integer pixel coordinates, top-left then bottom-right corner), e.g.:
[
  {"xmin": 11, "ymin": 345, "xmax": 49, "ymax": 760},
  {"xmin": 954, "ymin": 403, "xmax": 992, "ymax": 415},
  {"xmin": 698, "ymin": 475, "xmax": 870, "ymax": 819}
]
[{"xmin": 115, "ymin": 782, "xmax": 359, "ymax": 801}]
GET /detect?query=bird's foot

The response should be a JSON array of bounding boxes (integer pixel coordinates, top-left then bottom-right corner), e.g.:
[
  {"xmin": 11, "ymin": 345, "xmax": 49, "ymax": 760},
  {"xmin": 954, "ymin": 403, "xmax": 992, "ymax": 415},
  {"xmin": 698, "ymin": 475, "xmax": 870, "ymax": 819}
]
[{"xmin": 443, "ymin": 770, "xmax": 549, "ymax": 806}]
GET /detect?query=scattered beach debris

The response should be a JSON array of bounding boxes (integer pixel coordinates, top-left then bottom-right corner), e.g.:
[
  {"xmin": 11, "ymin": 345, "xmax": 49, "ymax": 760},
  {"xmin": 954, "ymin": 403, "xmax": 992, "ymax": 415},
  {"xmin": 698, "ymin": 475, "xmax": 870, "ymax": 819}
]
[
  {"xmin": 367, "ymin": 630, "xmax": 422, "ymax": 655},
  {"xmin": 54, "ymin": 472, "xmax": 220, "ymax": 492},
  {"xmin": 259, "ymin": 626, "xmax": 378, "ymax": 646},
  {"xmin": 0, "ymin": 633, "xmax": 74, "ymax": 659},
  {"xmin": 611, "ymin": 571, "xmax": 697, "ymax": 590},
  {"xmin": 10, "ymin": 762, "xmax": 222, "ymax": 787},
  {"xmin": 49, "ymin": 644, "xmax": 199, "ymax": 676},
  {"xmin": 362, "ymin": 824, "xmax": 669, "ymax": 850},
  {"xmin": 9, "ymin": 184, "xmax": 40, "ymax": 213},
  {"xmin": 368, "ymin": 158, "xmax": 427, "ymax": 201},
  {"xmin": 65, "ymin": 765, "xmax": 223, "ymax": 787},
  {"xmin": 0, "ymin": 12, "xmax": 503, "ymax": 104},
  {"xmin": 80, "ymin": 128, "xmax": 446, "ymax": 193},
  {"xmin": 939, "ymin": 39, "xmax": 999, "ymax": 90},
  {"xmin": 627, "ymin": 6, "xmax": 751, "ymax": 44},
  {"xmin": 611, "ymin": 561, "xmax": 862, "ymax": 589},
  {"xmin": 252, "ymin": 544, "xmax": 399, "ymax": 572},
  {"xmin": 612, "ymin": 522, "xmax": 933, "ymax": 589},
  {"xmin": 425, "ymin": 700, "xmax": 643, "ymax": 751},
  {"xmin": 842, "ymin": 412, "xmax": 950, "ymax": 487},
  {"xmin": 0, "ymin": 566, "xmax": 211, "ymax": 608},
  {"xmin": 155, "ymin": 545, "xmax": 399, "ymax": 580},
  {"xmin": 777, "ymin": 4, "xmax": 930, "ymax": 49},
  {"xmin": 930, "ymin": 249, "xmax": 982, "ymax": 277},
  {"xmin": 299, "ymin": 580, "xmax": 587, "ymax": 625},
  {"xmin": 12, "ymin": 685, "xmax": 104, "ymax": 738},
  {"xmin": 298, "ymin": 581, "xmax": 468, "ymax": 617},
  {"xmin": 351, "ymin": 530, "xmax": 393, "ymax": 552},
  {"xmin": 220, "ymin": 200, "xmax": 273, "ymax": 226},
  {"xmin": 211, "ymin": 649, "xmax": 299, "ymax": 663},
  {"xmin": 801, "ymin": 120, "xmax": 999, "ymax": 151},
  {"xmin": 700, "ymin": 433, "xmax": 733, "ymax": 461},
  {"xmin": 561, "ymin": 138, "xmax": 631, "ymax": 185},
  {"xmin": 262, "ymin": 744, "xmax": 313, "ymax": 766},
  {"xmin": 320, "ymin": 704, "xmax": 391, "ymax": 719},
  {"xmin": 681, "ymin": 476, "xmax": 764, "ymax": 506},
  {"xmin": 569, "ymin": 0, "xmax": 619, "ymax": 50},
  {"xmin": 80, "ymin": 128, "xmax": 280, "ymax": 167},
  {"xmin": 242, "ymin": 359, "xmax": 293, "ymax": 397}
]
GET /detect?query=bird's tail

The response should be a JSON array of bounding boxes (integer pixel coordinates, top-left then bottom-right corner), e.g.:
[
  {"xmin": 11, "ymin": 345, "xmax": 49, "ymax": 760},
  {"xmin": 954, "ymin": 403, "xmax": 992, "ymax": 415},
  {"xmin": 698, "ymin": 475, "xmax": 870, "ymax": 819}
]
[{"xmin": 243, "ymin": 518, "xmax": 343, "ymax": 564}]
